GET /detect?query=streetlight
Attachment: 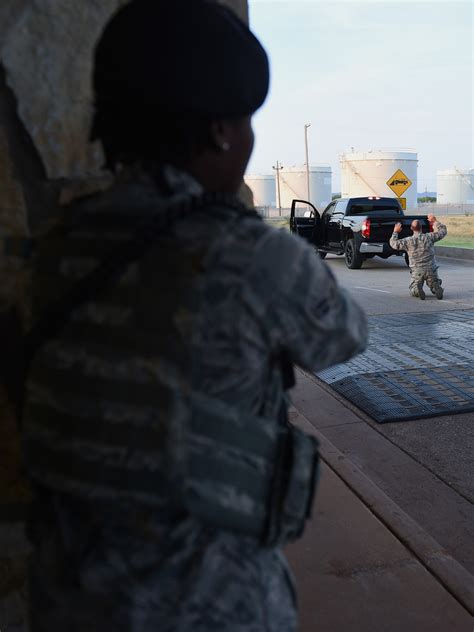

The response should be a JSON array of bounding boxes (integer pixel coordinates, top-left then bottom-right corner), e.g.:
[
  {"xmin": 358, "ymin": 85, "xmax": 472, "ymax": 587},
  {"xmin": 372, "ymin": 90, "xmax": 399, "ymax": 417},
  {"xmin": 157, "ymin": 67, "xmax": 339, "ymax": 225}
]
[
  {"xmin": 304, "ymin": 123, "xmax": 311, "ymax": 203},
  {"xmin": 272, "ymin": 160, "xmax": 284, "ymax": 216}
]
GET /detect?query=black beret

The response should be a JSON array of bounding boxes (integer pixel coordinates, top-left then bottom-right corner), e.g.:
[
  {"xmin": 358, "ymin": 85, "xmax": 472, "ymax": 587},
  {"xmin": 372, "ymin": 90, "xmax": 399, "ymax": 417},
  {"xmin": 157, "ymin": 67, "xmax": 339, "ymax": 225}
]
[{"xmin": 93, "ymin": 0, "xmax": 270, "ymax": 119}]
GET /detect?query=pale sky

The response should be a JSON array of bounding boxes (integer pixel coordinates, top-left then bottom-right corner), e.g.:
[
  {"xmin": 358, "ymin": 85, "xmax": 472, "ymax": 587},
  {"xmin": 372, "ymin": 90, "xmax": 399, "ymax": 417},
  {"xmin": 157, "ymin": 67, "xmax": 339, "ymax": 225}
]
[{"xmin": 246, "ymin": 1, "xmax": 473, "ymax": 193}]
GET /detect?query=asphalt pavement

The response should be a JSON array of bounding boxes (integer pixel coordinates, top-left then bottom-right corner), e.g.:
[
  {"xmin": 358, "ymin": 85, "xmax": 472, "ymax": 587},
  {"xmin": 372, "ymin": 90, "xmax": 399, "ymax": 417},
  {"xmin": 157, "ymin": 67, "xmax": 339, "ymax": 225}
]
[{"xmin": 329, "ymin": 251, "xmax": 474, "ymax": 315}]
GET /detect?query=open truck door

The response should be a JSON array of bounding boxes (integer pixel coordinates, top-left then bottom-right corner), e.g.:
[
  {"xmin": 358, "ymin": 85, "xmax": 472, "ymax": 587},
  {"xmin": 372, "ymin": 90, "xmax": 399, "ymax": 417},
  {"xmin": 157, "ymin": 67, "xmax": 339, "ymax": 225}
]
[{"xmin": 290, "ymin": 199, "xmax": 320, "ymax": 245}]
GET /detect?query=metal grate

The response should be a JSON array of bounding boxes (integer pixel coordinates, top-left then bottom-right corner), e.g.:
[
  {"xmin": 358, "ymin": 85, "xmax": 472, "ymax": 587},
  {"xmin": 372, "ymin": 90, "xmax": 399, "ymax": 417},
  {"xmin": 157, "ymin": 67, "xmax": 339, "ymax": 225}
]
[
  {"xmin": 367, "ymin": 322, "xmax": 474, "ymax": 346},
  {"xmin": 317, "ymin": 310, "xmax": 474, "ymax": 423}
]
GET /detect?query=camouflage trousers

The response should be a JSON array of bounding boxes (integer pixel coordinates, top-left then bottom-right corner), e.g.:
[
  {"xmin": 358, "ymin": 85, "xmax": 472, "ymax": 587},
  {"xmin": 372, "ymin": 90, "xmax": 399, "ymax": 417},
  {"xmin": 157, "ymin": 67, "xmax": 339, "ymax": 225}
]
[
  {"xmin": 409, "ymin": 267, "xmax": 443, "ymax": 298},
  {"xmin": 27, "ymin": 490, "xmax": 298, "ymax": 632}
]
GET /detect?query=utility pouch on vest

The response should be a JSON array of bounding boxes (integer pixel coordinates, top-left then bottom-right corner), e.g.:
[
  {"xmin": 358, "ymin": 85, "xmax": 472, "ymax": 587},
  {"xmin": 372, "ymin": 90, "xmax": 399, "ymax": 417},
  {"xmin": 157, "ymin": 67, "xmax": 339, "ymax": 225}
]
[
  {"xmin": 263, "ymin": 424, "xmax": 319, "ymax": 547},
  {"xmin": 184, "ymin": 392, "xmax": 319, "ymax": 546}
]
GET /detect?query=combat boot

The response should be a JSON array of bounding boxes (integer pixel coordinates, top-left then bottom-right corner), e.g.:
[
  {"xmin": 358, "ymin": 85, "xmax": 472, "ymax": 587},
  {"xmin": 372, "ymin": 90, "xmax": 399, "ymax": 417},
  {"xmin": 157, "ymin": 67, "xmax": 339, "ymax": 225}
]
[
  {"xmin": 435, "ymin": 285, "xmax": 443, "ymax": 300},
  {"xmin": 416, "ymin": 279, "xmax": 425, "ymax": 300}
]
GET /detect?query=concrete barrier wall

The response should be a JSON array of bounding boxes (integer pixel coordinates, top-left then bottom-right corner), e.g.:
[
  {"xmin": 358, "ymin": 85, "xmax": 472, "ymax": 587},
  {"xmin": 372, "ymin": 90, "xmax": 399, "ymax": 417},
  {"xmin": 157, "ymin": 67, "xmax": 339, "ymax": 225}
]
[
  {"xmin": 435, "ymin": 246, "xmax": 474, "ymax": 260},
  {"xmin": 417, "ymin": 203, "xmax": 474, "ymax": 216}
]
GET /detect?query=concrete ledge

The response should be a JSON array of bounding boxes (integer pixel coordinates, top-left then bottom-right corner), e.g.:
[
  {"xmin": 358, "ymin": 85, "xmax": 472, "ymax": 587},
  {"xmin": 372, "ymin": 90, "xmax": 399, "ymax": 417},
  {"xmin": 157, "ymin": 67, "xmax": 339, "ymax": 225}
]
[
  {"xmin": 435, "ymin": 245, "xmax": 474, "ymax": 260},
  {"xmin": 291, "ymin": 367, "xmax": 474, "ymax": 617},
  {"xmin": 291, "ymin": 406, "xmax": 474, "ymax": 616}
]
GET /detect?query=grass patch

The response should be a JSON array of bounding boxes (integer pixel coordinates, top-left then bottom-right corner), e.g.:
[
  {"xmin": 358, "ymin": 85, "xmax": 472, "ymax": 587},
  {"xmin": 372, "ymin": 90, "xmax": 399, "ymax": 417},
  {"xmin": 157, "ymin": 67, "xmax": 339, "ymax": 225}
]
[
  {"xmin": 264, "ymin": 217, "xmax": 290, "ymax": 230},
  {"xmin": 436, "ymin": 216, "xmax": 474, "ymax": 248},
  {"xmin": 436, "ymin": 238, "xmax": 474, "ymax": 249}
]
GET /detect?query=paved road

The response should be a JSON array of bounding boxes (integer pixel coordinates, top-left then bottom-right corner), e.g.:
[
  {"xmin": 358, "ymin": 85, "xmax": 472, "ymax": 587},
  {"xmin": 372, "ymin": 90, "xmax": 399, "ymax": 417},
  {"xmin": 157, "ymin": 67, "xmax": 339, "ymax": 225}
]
[{"xmin": 324, "ymin": 251, "xmax": 474, "ymax": 315}]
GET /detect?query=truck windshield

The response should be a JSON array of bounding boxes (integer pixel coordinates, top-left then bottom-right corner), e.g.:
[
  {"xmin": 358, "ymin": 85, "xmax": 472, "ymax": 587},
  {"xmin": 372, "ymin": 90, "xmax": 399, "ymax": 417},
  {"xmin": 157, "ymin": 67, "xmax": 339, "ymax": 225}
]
[{"xmin": 350, "ymin": 204, "xmax": 402, "ymax": 215}]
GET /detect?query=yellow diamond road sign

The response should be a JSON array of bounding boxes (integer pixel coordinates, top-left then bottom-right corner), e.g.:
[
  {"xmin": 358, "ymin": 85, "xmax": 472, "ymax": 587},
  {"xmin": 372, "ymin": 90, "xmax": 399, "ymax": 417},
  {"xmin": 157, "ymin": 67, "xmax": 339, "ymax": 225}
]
[{"xmin": 386, "ymin": 169, "xmax": 412, "ymax": 197}]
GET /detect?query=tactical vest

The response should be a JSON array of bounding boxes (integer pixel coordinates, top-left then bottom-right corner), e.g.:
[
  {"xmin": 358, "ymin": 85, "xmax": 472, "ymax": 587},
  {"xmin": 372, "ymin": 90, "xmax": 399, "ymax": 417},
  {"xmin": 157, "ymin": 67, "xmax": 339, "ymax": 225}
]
[{"xmin": 22, "ymin": 192, "xmax": 319, "ymax": 546}]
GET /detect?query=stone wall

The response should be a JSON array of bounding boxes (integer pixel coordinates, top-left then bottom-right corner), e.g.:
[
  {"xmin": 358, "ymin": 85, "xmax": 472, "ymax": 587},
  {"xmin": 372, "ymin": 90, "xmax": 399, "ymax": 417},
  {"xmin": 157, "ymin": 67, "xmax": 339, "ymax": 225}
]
[
  {"xmin": 0, "ymin": 0, "xmax": 248, "ymax": 280},
  {"xmin": 0, "ymin": 2, "xmax": 248, "ymax": 629}
]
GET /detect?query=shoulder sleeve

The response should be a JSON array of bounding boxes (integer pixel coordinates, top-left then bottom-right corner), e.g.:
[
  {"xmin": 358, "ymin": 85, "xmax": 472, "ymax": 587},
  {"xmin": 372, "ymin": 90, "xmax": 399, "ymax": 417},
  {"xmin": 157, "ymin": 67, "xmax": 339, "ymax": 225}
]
[
  {"xmin": 428, "ymin": 221, "xmax": 447, "ymax": 242},
  {"xmin": 389, "ymin": 233, "xmax": 407, "ymax": 250},
  {"xmin": 243, "ymin": 229, "xmax": 368, "ymax": 372}
]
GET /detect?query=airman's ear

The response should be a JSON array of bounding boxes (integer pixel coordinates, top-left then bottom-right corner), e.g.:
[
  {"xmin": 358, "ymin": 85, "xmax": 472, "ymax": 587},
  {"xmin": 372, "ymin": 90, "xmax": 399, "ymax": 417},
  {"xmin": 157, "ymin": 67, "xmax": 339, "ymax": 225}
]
[{"xmin": 209, "ymin": 120, "xmax": 232, "ymax": 153}]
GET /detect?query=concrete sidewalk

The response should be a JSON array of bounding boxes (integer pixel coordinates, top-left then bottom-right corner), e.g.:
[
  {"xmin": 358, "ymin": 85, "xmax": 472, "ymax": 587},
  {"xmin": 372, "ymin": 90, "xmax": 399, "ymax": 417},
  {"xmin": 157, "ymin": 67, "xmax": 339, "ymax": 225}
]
[{"xmin": 287, "ymin": 370, "xmax": 474, "ymax": 631}]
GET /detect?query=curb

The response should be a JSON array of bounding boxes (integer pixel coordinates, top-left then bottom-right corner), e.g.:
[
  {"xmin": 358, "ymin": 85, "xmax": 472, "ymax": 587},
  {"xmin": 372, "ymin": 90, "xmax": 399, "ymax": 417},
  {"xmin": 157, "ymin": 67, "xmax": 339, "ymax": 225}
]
[
  {"xmin": 435, "ymin": 245, "xmax": 474, "ymax": 261},
  {"xmin": 290, "ymin": 390, "xmax": 474, "ymax": 616}
]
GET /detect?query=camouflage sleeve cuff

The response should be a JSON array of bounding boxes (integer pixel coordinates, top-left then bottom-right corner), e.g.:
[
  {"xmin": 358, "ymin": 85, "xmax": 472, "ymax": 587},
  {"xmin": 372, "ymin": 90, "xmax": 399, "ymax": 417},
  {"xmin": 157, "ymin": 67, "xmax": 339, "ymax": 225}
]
[
  {"xmin": 389, "ymin": 235, "xmax": 402, "ymax": 250},
  {"xmin": 433, "ymin": 221, "xmax": 447, "ymax": 240}
]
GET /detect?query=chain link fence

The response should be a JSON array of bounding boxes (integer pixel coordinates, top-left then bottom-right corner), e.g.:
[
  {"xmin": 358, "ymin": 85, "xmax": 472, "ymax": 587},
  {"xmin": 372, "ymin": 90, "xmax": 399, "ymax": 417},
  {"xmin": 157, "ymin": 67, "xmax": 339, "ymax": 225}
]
[
  {"xmin": 256, "ymin": 206, "xmax": 292, "ymax": 218},
  {"xmin": 413, "ymin": 203, "xmax": 474, "ymax": 216},
  {"xmin": 257, "ymin": 204, "xmax": 474, "ymax": 218}
]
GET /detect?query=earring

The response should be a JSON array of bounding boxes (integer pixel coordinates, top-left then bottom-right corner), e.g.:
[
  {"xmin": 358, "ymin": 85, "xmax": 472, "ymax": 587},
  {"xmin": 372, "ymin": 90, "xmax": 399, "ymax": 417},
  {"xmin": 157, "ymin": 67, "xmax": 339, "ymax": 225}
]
[{"xmin": 221, "ymin": 142, "xmax": 231, "ymax": 151}]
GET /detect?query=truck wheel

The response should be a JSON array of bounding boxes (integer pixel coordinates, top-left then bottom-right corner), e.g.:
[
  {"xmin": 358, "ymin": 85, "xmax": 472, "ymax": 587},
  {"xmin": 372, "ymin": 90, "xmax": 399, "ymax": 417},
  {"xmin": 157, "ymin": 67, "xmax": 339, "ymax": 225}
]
[
  {"xmin": 345, "ymin": 239, "xmax": 363, "ymax": 269},
  {"xmin": 318, "ymin": 250, "xmax": 327, "ymax": 259},
  {"xmin": 404, "ymin": 253, "xmax": 410, "ymax": 266}
]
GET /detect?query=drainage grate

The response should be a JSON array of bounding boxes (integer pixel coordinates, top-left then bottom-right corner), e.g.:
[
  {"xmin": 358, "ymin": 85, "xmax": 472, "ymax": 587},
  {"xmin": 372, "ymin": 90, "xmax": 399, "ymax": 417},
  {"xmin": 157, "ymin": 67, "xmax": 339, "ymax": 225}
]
[{"xmin": 317, "ymin": 310, "xmax": 474, "ymax": 423}]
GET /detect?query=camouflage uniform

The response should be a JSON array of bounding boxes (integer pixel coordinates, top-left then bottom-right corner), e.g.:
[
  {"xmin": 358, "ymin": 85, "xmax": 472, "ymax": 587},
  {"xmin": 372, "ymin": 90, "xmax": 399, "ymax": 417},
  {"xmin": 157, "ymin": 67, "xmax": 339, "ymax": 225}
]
[
  {"xmin": 389, "ymin": 221, "xmax": 447, "ymax": 299},
  {"xmin": 23, "ymin": 167, "xmax": 368, "ymax": 631}
]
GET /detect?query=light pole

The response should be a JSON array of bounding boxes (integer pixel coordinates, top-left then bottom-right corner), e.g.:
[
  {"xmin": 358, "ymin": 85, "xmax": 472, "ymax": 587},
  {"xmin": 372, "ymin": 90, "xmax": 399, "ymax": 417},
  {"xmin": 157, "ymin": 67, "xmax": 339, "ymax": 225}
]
[
  {"xmin": 272, "ymin": 160, "xmax": 283, "ymax": 216},
  {"xmin": 304, "ymin": 123, "xmax": 311, "ymax": 203}
]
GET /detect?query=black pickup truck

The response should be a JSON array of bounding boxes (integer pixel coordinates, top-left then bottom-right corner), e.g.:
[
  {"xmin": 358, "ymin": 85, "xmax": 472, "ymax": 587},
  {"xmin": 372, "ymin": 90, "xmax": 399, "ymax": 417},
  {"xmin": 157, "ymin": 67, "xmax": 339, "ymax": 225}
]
[{"xmin": 290, "ymin": 196, "xmax": 431, "ymax": 269}]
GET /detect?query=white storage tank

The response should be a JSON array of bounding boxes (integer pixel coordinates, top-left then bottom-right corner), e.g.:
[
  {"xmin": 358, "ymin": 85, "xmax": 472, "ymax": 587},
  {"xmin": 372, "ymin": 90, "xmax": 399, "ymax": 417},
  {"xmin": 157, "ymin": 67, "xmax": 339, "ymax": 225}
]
[
  {"xmin": 436, "ymin": 168, "xmax": 474, "ymax": 204},
  {"xmin": 278, "ymin": 165, "xmax": 332, "ymax": 210},
  {"xmin": 340, "ymin": 150, "xmax": 418, "ymax": 209},
  {"xmin": 243, "ymin": 174, "xmax": 275, "ymax": 208}
]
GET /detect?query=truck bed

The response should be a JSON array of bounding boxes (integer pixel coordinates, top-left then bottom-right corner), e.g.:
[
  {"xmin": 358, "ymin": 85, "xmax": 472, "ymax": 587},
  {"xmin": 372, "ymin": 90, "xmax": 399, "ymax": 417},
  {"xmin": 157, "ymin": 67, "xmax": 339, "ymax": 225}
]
[{"xmin": 290, "ymin": 197, "xmax": 431, "ymax": 269}]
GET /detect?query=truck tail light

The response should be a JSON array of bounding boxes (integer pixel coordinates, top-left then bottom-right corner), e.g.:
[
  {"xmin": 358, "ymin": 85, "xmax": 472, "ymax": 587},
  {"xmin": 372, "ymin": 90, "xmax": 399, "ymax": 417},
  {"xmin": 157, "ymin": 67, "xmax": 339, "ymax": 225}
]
[
  {"xmin": 361, "ymin": 218, "xmax": 371, "ymax": 238},
  {"xmin": 428, "ymin": 221, "xmax": 433, "ymax": 232}
]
